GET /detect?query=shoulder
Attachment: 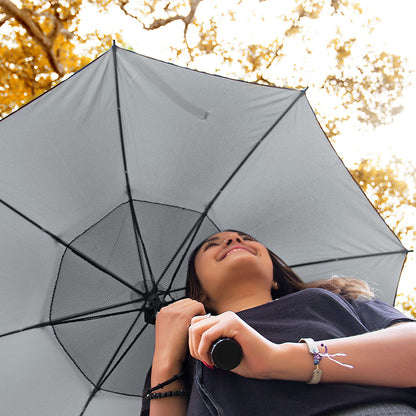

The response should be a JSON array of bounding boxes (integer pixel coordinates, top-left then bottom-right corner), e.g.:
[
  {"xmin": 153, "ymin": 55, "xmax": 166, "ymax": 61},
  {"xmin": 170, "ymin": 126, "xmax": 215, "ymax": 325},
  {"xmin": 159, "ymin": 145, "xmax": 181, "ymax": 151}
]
[
  {"xmin": 348, "ymin": 296, "xmax": 415, "ymax": 330},
  {"xmin": 266, "ymin": 287, "xmax": 360, "ymax": 320},
  {"xmin": 282, "ymin": 287, "xmax": 350, "ymax": 304}
]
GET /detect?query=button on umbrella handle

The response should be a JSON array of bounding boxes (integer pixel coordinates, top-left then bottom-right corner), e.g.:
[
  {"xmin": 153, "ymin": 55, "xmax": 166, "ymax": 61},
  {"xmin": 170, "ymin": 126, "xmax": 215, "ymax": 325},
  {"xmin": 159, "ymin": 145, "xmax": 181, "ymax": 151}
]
[{"xmin": 210, "ymin": 338, "xmax": 243, "ymax": 370}]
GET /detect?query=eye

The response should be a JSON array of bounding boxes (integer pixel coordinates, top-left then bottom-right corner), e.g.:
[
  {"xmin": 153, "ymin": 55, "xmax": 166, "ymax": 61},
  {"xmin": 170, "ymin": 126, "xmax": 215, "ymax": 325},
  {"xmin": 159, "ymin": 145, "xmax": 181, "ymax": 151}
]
[
  {"xmin": 203, "ymin": 241, "xmax": 219, "ymax": 251},
  {"xmin": 241, "ymin": 235, "xmax": 256, "ymax": 242}
]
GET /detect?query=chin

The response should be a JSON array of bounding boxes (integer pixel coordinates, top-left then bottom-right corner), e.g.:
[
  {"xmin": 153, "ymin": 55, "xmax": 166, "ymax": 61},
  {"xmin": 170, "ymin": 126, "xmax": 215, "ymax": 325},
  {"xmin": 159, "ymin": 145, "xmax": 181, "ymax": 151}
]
[{"xmin": 222, "ymin": 254, "xmax": 270, "ymax": 274}]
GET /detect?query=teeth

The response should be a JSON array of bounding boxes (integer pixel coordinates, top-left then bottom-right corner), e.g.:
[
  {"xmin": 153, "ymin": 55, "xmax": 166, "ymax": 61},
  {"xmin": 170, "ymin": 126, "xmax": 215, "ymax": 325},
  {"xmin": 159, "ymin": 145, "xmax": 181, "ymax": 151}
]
[{"xmin": 225, "ymin": 248, "xmax": 246, "ymax": 257}]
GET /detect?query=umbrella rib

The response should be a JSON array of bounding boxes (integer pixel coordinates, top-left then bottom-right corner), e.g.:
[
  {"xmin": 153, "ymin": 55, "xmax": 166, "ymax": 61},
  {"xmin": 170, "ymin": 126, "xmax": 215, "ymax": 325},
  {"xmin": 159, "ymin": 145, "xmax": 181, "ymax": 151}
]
[
  {"xmin": 204, "ymin": 88, "xmax": 307, "ymax": 214},
  {"xmin": 162, "ymin": 214, "xmax": 208, "ymax": 296},
  {"xmin": 155, "ymin": 213, "xmax": 204, "ymax": 286},
  {"xmin": 112, "ymin": 43, "xmax": 156, "ymax": 290},
  {"xmin": 0, "ymin": 298, "xmax": 144, "ymax": 338},
  {"xmin": 79, "ymin": 309, "xmax": 146, "ymax": 415},
  {"xmin": 102, "ymin": 208, "xmax": 130, "ymax": 269},
  {"xmin": 289, "ymin": 249, "xmax": 410, "ymax": 269},
  {"xmin": 56, "ymin": 307, "xmax": 144, "ymax": 325},
  {"xmin": 0, "ymin": 197, "xmax": 145, "ymax": 297},
  {"xmin": 98, "ymin": 321, "xmax": 150, "ymax": 395},
  {"xmin": 155, "ymin": 212, "xmax": 210, "ymax": 295}
]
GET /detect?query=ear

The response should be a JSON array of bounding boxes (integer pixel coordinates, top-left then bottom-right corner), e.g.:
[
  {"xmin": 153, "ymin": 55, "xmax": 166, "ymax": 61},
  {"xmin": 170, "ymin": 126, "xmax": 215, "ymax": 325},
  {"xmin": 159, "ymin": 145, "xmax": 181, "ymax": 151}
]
[{"xmin": 272, "ymin": 281, "xmax": 279, "ymax": 290}]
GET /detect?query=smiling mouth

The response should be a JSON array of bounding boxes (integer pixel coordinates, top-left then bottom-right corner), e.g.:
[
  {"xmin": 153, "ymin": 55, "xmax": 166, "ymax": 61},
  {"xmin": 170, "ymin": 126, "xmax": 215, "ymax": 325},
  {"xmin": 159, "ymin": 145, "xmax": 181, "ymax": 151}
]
[{"xmin": 219, "ymin": 246, "xmax": 254, "ymax": 261}]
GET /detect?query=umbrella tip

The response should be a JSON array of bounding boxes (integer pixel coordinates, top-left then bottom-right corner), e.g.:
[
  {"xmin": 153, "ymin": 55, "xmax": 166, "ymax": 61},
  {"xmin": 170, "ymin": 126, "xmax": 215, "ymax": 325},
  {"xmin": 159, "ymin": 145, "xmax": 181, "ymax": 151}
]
[{"xmin": 112, "ymin": 39, "xmax": 116, "ymax": 47}]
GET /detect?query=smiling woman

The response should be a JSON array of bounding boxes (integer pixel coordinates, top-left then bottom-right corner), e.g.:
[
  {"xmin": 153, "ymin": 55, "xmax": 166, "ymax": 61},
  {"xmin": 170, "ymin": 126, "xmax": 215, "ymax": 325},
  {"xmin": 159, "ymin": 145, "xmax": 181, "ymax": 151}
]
[{"xmin": 142, "ymin": 231, "xmax": 416, "ymax": 416}]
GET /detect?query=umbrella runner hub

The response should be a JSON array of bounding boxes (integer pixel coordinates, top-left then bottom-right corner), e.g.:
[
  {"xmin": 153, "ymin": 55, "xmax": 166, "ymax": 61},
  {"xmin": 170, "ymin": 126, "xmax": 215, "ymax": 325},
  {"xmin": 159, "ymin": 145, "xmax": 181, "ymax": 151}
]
[{"xmin": 142, "ymin": 287, "xmax": 171, "ymax": 325}]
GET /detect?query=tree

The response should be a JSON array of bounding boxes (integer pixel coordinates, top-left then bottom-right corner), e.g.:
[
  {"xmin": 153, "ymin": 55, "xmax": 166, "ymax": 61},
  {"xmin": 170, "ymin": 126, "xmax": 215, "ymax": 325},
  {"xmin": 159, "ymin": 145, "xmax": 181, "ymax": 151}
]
[
  {"xmin": 349, "ymin": 156, "xmax": 416, "ymax": 243},
  {"xmin": 349, "ymin": 156, "xmax": 416, "ymax": 315},
  {"xmin": 1, "ymin": 0, "xmax": 409, "ymax": 138},
  {"xmin": 0, "ymin": 0, "xmax": 117, "ymax": 116},
  {"xmin": 395, "ymin": 289, "xmax": 416, "ymax": 319}
]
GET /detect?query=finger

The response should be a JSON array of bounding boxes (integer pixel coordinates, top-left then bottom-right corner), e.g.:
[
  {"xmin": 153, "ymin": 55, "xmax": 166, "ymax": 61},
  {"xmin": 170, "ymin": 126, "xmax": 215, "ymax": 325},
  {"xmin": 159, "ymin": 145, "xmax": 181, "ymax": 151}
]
[
  {"xmin": 197, "ymin": 323, "xmax": 230, "ymax": 365},
  {"xmin": 189, "ymin": 316, "xmax": 218, "ymax": 363},
  {"xmin": 188, "ymin": 313, "xmax": 212, "ymax": 360},
  {"xmin": 190, "ymin": 301, "xmax": 206, "ymax": 317},
  {"xmin": 182, "ymin": 301, "xmax": 206, "ymax": 326},
  {"xmin": 158, "ymin": 298, "xmax": 193, "ymax": 314},
  {"xmin": 195, "ymin": 312, "xmax": 242, "ymax": 365},
  {"xmin": 159, "ymin": 298, "xmax": 203, "ymax": 316},
  {"xmin": 191, "ymin": 313, "xmax": 211, "ymax": 325}
]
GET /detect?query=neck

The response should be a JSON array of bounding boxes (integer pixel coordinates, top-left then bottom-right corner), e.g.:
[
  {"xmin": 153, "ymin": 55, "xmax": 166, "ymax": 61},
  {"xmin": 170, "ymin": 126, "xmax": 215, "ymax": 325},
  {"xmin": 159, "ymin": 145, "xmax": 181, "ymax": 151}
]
[{"xmin": 211, "ymin": 292, "xmax": 273, "ymax": 314}]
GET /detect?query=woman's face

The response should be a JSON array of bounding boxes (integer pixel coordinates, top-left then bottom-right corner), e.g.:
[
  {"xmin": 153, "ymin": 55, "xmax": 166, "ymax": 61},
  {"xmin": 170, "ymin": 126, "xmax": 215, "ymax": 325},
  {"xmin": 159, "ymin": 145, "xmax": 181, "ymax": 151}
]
[{"xmin": 194, "ymin": 231, "xmax": 274, "ymax": 309}]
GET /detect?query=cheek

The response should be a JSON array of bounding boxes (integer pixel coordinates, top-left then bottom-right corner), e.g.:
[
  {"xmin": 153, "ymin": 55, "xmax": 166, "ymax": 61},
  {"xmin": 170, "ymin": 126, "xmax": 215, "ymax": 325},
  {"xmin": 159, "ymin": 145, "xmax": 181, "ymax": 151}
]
[
  {"xmin": 194, "ymin": 254, "xmax": 221, "ymax": 292},
  {"xmin": 264, "ymin": 256, "xmax": 274, "ymax": 282},
  {"xmin": 261, "ymin": 249, "xmax": 273, "ymax": 271}
]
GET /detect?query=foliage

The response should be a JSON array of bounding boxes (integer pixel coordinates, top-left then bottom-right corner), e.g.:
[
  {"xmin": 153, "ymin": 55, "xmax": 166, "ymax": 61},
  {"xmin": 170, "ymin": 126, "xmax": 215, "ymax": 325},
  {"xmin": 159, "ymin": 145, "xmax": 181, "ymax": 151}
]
[
  {"xmin": 349, "ymin": 155, "xmax": 416, "ymax": 312},
  {"xmin": 112, "ymin": 0, "xmax": 408, "ymax": 139},
  {"xmin": 0, "ymin": 0, "xmax": 117, "ymax": 116},
  {"xmin": 396, "ymin": 288, "xmax": 416, "ymax": 319},
  {"xmin": 1, "ymin": 0, "xmax": 409, "ymax": 138},
  {"xmin": 349, "ymin": 156, "xmax": 416, "ymax": 243}
]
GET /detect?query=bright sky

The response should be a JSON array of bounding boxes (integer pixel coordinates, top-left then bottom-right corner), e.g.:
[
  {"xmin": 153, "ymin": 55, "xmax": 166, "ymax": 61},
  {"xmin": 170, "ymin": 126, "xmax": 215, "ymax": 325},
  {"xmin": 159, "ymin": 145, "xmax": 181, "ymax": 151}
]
[
  {"xmin": 335, "ymin": 0, "xmax": 416, "ymax": 165},
  {"xmin": 80, "ymin": 0, "xmax": 416, "ymax": 297},
  {"xmin": 334, "ymin": 0, "xmax": 416, "ymax": 296}
]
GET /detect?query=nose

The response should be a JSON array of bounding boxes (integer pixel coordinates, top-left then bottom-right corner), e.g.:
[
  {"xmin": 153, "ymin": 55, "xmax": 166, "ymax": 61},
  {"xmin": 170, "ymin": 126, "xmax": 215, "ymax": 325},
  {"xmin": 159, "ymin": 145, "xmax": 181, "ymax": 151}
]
[{"xmin": 224, "ymin": 234, "xmax": 242, "ymax": 245}]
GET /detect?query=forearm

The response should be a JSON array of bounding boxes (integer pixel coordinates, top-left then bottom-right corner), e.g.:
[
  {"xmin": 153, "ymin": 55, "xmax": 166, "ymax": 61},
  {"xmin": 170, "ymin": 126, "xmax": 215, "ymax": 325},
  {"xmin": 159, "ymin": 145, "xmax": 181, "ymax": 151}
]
[
  {"xmin": 270, "ymin": 322, "xmax": 416, "ymax": 387},
  {"xmin": 149, "ymin": 299, "xmax": 205, "ymax": 416}
]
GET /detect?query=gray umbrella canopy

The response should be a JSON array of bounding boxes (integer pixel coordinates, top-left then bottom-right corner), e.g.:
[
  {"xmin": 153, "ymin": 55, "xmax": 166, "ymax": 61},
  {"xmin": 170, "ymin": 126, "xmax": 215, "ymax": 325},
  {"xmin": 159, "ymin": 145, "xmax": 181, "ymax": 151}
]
[{"xmin": 0, "ymin": 45, "xmax": 408, "ymax": 415}]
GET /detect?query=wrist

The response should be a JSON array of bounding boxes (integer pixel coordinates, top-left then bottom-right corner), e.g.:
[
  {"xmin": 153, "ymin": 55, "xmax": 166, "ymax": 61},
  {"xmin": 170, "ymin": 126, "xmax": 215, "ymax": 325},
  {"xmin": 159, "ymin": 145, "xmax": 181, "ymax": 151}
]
[
  {"xmin": 152, "ymin": 358, "xmax": 184, "ymax": 377},
  {"xmin": 152, "ymin": 350, "xmax": 185, "ymax": 379},
  {"xmin": 267, "ymin": 342, "xmax": 314, "ymax": 382},
  {"xmin": 150, "ymin": 361, "xmax": 186, "ymax": 394},
  {"xmin": 153, "ymin": 347, "xmax": 185, "ymax": 370}
]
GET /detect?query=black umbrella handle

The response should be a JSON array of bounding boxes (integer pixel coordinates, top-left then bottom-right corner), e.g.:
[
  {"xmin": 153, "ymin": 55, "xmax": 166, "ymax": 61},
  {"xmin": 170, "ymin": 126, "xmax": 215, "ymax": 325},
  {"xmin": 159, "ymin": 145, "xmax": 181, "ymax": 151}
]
[{"xmin": 210, "ymin": 338, "xmax": 242, "ymax": 370}]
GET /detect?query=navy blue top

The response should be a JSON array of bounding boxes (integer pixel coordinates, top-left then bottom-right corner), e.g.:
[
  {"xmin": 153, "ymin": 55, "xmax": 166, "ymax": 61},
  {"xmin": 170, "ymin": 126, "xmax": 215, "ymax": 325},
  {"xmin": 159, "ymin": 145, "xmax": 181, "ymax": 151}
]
[{"xmin": 142, "ymin": 288, "xmax": 416, "ymax": 415}]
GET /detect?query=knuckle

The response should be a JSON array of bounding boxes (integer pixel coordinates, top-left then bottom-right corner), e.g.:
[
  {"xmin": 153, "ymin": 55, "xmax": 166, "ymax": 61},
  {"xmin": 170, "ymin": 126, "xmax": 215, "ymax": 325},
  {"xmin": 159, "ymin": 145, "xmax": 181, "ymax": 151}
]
[
  {"xmin": 157, "ymin": 306, "xmax": 168, "ymax": 318},
  {"xmin": 222, "ymin": 311, "xmax": 236, "ymax": 321},
  {"xmin": 200, "ymin": 331, "xmax": 211, "ymax": 345}
]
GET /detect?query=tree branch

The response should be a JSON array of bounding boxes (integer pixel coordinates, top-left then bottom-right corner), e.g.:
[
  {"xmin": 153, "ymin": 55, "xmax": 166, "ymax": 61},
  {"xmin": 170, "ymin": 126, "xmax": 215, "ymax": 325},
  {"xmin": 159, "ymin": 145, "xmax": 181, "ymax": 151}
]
[
  {"xmin": 0, "ymin": 0, "xmax": 67, "ymax": 76},
  {"xmin": 146, "ymin": 14, "xmax": 183, "ymax": 30},
  {"xmin": 0, "ymin": 13, "xmax": 10, "ymax": 26},
  {"xmin": 118, "ymin": 0, "xmax": 203, "ymax": 35}
]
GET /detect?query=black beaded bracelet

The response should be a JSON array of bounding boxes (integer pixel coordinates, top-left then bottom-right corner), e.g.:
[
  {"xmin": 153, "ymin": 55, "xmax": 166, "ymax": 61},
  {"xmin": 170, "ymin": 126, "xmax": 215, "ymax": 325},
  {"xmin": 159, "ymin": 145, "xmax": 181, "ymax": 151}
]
[
  {"xmin": 145, "ymin": 389, "xmax": 189, "ymax": 400},
  {"xmin": 143, "ymin": 371, "xmax": 185, "ymax": 397}
]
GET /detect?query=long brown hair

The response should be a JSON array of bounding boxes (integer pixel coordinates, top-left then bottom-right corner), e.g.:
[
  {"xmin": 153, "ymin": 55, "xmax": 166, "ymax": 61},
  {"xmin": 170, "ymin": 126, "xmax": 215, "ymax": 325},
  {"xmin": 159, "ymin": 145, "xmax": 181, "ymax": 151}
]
[{"xmin": 185, "ymin": 230, "xmax": 374, "ymax": 309}]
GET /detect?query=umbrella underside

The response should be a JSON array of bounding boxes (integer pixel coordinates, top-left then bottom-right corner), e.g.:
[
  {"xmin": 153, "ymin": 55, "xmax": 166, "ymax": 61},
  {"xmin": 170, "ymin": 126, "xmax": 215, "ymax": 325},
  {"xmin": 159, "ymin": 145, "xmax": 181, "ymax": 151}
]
[
  {"xmin": 0, "ymin": 45, "xmax": 408, "ymax": 416},
  {"xmin": 52, "ymin": 200, "xmax": 219, "ymax": 397}
]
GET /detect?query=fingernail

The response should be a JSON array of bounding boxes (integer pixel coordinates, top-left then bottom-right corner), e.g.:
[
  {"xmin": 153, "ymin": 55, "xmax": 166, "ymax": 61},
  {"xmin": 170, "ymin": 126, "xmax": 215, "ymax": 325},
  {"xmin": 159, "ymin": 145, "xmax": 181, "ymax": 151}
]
[{"xmin": 203, "ymin": 361, "xmax": 214, "ymax": 370}]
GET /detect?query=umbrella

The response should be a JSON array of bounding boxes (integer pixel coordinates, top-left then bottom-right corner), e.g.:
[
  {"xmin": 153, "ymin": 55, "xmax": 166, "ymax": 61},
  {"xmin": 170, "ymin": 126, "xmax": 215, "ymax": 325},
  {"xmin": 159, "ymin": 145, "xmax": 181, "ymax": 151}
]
[{"xmin": 0, "ymin": 44, "xmax": 408, "ymax": 416}]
